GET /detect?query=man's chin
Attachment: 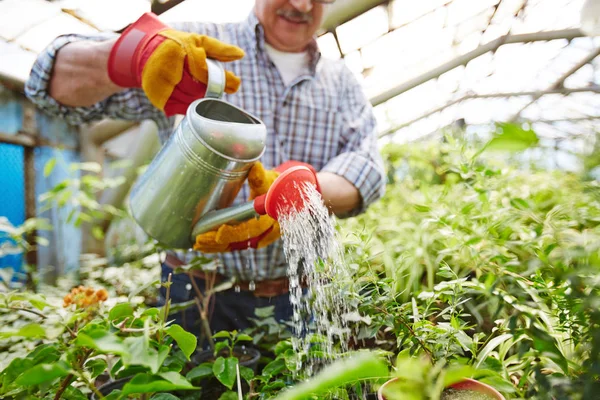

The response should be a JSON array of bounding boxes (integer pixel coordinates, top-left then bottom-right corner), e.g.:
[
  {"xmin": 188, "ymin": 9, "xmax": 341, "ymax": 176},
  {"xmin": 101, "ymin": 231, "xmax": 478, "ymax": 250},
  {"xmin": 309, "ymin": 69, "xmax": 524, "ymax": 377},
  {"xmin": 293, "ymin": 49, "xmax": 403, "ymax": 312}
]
[{"xmin": 270, "ymin": 33, "xmax": 309, "ymax": 52}]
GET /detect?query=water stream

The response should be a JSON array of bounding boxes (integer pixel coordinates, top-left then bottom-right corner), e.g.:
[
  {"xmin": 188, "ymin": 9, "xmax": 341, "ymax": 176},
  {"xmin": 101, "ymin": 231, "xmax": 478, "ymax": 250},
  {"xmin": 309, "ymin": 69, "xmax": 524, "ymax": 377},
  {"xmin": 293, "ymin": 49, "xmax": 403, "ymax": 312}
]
[{"xmin": 278, "ymin": 182, "xmax": 354, "ymax": 375}]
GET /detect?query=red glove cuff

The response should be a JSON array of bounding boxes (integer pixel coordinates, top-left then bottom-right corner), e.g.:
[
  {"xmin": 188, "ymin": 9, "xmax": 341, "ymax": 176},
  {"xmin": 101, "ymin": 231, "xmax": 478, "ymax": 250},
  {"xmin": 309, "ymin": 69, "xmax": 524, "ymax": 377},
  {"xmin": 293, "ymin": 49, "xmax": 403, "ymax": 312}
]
[{"xmin": 107, "ymin": 12, "xmax": 168, "ymax": 87}]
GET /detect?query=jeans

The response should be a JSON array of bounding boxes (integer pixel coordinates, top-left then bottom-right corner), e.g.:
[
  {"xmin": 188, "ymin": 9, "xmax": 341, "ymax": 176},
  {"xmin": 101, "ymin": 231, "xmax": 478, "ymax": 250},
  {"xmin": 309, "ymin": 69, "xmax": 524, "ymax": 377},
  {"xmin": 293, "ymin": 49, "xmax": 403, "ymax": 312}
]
[{"xmin": 158, "ymin": 264, "xmax": 296, "ymax": 346}]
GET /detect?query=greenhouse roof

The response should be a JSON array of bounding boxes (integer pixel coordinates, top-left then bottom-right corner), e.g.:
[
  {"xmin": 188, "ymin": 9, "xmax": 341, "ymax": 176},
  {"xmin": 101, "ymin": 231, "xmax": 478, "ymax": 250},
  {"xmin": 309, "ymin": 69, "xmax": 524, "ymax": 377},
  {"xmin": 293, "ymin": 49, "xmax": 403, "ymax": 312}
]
[{"xmin": 1, "ymin": 0, "xmax": 598, "ymax": 142}]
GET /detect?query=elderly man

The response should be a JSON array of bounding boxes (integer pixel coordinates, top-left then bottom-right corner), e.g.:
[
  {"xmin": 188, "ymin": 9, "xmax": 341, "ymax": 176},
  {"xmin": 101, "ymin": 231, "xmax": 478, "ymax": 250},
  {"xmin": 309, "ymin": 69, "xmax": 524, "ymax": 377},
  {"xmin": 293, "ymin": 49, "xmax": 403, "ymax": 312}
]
[{"xmin": 25, "ymin": 0, "xmax": 385, "ymax": 339}]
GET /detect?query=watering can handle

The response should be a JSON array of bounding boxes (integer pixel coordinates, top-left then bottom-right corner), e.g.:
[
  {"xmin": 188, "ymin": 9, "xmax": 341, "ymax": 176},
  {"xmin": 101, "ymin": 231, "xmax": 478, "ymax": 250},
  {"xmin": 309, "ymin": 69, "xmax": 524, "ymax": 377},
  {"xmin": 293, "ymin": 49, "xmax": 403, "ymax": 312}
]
[{"xmin": 205, "ymin": 59, "xmax": 226, "ymax": 99}]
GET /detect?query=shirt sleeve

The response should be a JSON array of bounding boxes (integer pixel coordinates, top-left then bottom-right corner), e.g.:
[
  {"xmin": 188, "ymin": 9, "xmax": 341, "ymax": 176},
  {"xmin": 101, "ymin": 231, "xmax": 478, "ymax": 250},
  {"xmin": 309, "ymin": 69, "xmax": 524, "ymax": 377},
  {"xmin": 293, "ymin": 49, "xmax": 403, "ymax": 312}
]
[
  {"xmin": 24, "ymin": 32, "xmax": 172, "ymax": 136},
  {"xmin": 321, "ymin": 66, "xmax": 386, "ymax": 217}
]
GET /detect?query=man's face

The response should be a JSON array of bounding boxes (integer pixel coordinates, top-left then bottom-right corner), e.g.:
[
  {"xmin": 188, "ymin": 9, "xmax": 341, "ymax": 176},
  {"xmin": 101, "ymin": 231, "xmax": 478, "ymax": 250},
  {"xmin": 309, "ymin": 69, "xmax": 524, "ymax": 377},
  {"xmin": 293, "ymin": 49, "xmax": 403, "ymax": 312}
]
[{"xmin": 255, "ymin": 0, "xmax": 326, "ymax": 52}]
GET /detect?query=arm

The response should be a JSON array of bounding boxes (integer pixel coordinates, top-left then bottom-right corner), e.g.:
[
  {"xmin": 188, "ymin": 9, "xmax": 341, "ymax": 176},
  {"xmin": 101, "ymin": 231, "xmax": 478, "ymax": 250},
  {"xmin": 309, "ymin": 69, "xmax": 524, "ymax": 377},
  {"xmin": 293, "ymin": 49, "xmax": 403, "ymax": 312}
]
[
  {"xmin": 320, "ymin": 66, "xmax": 386, "ymax": 218},
  {"xmin": 317, "ymin": 172, "xmax": 361, "ymax": 216},
  {"xmin": 48, "ymin": 38, "xmax": 121, "ymax": 107},
  {"xmin": 25, "ymin": 33, "xmax": 168, "ymax": 128},
  {"xmin": 25, "ymin": 14, "xmax": 242, "ymax": 128}
]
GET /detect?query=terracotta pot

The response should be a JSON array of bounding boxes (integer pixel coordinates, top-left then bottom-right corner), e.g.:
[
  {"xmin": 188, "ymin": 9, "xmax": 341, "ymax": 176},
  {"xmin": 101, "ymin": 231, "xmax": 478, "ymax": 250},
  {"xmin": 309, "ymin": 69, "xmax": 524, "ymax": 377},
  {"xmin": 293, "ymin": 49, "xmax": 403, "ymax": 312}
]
[{"xmin": 377, "ymin": 377, "xmax": 505, "ymax": 400}]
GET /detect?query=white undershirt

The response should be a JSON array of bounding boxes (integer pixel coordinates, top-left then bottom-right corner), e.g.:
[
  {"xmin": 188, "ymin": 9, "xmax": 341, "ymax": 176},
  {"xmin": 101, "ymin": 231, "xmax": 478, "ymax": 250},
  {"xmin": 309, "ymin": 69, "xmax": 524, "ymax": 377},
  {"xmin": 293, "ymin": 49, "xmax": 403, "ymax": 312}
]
[{"xmin": 264, "ymin": 43, "xmax": 311, "ymax": 86}]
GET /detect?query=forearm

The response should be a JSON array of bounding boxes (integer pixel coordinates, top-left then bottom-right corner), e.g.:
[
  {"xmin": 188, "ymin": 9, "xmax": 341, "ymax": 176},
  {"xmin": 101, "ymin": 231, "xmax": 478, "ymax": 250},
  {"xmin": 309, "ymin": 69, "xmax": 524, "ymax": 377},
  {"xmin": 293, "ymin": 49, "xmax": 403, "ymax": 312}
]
[
  {"xmin": 317, "ymin": 172, "xmax": 361, "ymax": 217},
  {"xmin": 49, "ymin": 38, "xmax": 122, "ymax": 106}
]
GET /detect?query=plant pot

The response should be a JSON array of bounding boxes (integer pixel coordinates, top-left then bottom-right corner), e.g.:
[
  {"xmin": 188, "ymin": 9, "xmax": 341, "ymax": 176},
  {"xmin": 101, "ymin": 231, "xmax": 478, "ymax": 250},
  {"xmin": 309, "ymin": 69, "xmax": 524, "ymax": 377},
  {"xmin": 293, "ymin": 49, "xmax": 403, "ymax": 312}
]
[
  {"xmin": 377, "ymin": 377, "xmax": 505, "ymax": 400},
  {"xmin": 193, "ymin": 345, "xmax": 261, "ymax": 372},
  {"xmin": 91, "ymin": 377, "xmax": 132, "ymax": 399}
]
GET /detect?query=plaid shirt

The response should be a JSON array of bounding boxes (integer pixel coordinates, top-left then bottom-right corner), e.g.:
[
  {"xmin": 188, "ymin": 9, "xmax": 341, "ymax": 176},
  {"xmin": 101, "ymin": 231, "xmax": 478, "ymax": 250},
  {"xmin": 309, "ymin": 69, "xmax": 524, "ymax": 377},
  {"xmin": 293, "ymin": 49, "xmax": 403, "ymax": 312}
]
[{"xmin": 25, "ymin": 12, "xmax": 385, "ymax": 281}]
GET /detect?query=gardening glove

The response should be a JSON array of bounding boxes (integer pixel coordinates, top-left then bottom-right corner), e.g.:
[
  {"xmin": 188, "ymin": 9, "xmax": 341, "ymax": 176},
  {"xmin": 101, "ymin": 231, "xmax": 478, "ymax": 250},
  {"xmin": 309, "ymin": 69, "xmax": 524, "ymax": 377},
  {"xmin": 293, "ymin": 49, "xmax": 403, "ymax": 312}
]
[
  {"xmin": 193, "ymin": 161, "xmax": 317, "ymax": 253},
  {"xmin": 108, "ymin": 12, "xmax": 244, "ymax": 116}
]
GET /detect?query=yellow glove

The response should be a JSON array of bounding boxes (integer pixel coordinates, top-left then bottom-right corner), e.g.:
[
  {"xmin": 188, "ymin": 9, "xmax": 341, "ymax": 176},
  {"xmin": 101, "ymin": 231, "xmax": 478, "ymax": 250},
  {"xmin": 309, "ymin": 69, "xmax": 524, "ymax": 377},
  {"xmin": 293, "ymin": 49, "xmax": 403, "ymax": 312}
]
[
  {"xmin": 108, "ymin": 12, "xmax": 244, "ymax": 116},
  {"xmin": 193, "ymin": 162, "xmax": 281, "ymax": 253}
]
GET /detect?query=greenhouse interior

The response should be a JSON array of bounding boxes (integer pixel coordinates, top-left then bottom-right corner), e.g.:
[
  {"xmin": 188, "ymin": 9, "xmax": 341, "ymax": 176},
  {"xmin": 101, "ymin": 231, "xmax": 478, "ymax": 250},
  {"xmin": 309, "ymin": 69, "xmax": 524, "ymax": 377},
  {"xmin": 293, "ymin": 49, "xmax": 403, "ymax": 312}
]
[{"xmin": 1, "ymin": 0, "xmax": 600, "ymax": 398}]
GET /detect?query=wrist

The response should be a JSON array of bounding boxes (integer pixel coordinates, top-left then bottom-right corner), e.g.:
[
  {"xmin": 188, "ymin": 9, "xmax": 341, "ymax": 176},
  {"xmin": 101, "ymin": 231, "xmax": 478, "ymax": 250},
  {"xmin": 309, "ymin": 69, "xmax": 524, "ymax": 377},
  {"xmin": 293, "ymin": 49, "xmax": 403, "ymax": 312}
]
[
  {"xmin": 93, "ymin": 39, "xmax": 122, "ymax": 92},
  {"xmin": 49, "ymin": 38, "xmax": 122, "ymax": 106}
]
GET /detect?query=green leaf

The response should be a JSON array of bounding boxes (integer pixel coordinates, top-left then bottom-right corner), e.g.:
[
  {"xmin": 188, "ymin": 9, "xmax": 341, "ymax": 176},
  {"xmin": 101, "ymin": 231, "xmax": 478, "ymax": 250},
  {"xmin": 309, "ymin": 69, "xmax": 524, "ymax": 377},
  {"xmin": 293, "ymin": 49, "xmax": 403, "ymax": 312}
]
[
  {"xmin": 483, "ymin": 123, "xmax": 539, "ymax": 153},
  {"xmin": 62, "ymin": 385, "xmax": 88, "ymax": 400},
  {"xmin": 76, "ymin": 330, "xmax": 127, "ymax": 355},
  {"xmin": 213, "ymin": 357, "xmax": 238, "ymax": 390},
  {"xmin": 44, "ymin": 159, "xmax": 57, "ymax": 177},
  {"xmin": 15, "ymin": 362, "xmax": 70, "ymax": 386},
  {"xmin": 165, "ymin": 324, "xmax": 197, "ymax": 360},
  {"xmin": 186, "ymin": 363, "xmax": 214, "ymax": 381},
  {"xmin": 85, "ymin": 358, "xmax": 108, "ymax": 378},
  {"xmin": 510, "ymin": 198, "xmax": 530, "ymax": 210},
  {"xmin": 235, "ymin": 334, "xmax": 252, "ymax": 342},
  {"xmin": 262, "ymin": 358, "xmax": 286, "ymax": 377},
  {"xmin": 92, "ymin": 226, "xmax": 105, "ymax": 240},
  {"xmin": 1, "ymin": 357, "xmax": 34, "ymax": 384},
  {"xmin": 274, "ymin": 340, "xmax": 292, "ymax": 356},
  {"xmin": 142, "ymin": 307, "xmax": 161, "ymax": 317},
  {"xmin": 109, "ymin": 303, "xmax": 135, "ymax": 321},
  {"xmin": 121, "ymin": 372, "xmax": 196, "ymax": 395},
  {"xmin": 273, "ymin": 352, "xmax": 388, "ymax": 400},
  {"xmin": 150, "ymin": 394, "xmax": 181, "ymax": 400},
  {"xmin": 212, "ymin": 331, "xmax": 232, "ymax": 339},
  {"xmin": 214, "ymin": 341, "xmax": 230, "ymax": 356},
  {"xmin": 218, "ymin": 391, "xmax": 239, "ymax": 400},
  {"xmin": 254, "ymin": 306, "xmax": 275, "ymax": 318},
  {"xmin": 123, "ymin": 336, "xmax": 165, "ymax": 374},
  {"xmin": 72, "ymin": 162, "xmax": 102, "ymax": 173},
  {"xmin": 0, "ymin": 323, "xmax": 46, "ymax": 339},
  {"xmin": 8, "ymin": 292, "xmax": 51, "ymax": 310},
  {"xmin": 474, "ymin": 334, "xmax": 513, "ymax": 369},
  {"xmin": 239, "ymin": 365, "xmax": 254, "ymax": 382},
  {"xmin": 413, "ymin": 204, "xmax": 431, "ymax": 212},
  {"xmin": 442, "ymin": 365, "xmax": 476, "ymax": 387},
  {"xmin": 128, "ymin": 279, "xmax": 161, "ymax": 302},
  {"xmin": 26, "ymin": 344, "xmax": 61, "ymax": 365}
]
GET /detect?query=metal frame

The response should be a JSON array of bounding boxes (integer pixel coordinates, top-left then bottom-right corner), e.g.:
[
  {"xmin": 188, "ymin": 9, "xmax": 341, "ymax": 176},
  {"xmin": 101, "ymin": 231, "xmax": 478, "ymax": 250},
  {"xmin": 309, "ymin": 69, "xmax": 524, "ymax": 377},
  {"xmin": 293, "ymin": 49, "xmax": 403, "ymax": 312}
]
[
  {"xmin": 369, "ymin": 28, "xmax": 586, "ymax": 106},
  {"xmin": 379, "ymin": 85, "xmax": 600, "ymax": 137}
]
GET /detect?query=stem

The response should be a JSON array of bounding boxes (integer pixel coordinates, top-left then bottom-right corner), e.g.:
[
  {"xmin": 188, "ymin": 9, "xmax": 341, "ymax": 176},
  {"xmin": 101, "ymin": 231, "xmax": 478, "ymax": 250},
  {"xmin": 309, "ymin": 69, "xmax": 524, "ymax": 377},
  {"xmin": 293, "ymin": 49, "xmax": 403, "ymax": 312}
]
[
  {"xmin": 9, "ymin": 306, "xmax": 47, "ymax": 319},
  {"xmin": 189, "ymin": 273, "xmax": 215, "ymax": 350},
  {"xmin": 54, "ymin": 348, "xmax": 93, "ymax": 400},
  {"xmin": 163, "ymin": 273, "xmax": 172, "ymax": 323},
  {"xmin": 54, "ymin": 373, "xmax": 74, "ymax": 400},
  {"xmin": 194, "ymin": 297, "xmax": 215, "ymax": 351},
  {"xmin": 88, "ymin": 382, "xmax": 106, "ymax": 400},
  {"xmin": 159, "ymin": 273, "xmax": 172, "ymax": 343},
  {"xmin": 373, "ymin": 305, "xmax": 434, "ymax": 360}
]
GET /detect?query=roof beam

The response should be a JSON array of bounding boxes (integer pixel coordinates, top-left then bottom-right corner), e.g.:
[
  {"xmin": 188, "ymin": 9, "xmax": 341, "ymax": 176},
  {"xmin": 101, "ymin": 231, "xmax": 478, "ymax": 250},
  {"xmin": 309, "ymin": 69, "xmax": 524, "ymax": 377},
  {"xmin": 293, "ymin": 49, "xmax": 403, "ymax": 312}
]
[
  {"xmin": 509, "ymin": 46, "xmax": 600, "ymax": 121},
  {"xmin": 370, "ymin": 28, "xmax": 586, "ymax": 106},
  {"xmin": 379, "ymin": 85, "xmax": 600, "ymax": 138},
  {"xmin": 320, "ymin": 0, "xmax": 389, "ymax": 33}
]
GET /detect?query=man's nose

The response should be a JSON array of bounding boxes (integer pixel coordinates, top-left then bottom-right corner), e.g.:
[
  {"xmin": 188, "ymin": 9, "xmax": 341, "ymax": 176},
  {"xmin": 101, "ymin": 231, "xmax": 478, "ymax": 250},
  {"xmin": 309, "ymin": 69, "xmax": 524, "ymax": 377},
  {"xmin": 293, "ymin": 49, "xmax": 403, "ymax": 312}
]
[{"xmin": 289, "ymin": 0, "xmax": 313, "ymax": 13}]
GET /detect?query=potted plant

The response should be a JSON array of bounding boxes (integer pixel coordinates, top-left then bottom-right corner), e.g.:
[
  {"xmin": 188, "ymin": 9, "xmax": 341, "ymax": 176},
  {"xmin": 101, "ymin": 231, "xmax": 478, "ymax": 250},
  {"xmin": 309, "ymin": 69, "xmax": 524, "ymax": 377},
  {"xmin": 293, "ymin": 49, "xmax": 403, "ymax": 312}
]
[{"xmin": 376, "ymin": 355, "xmax": 505, "ymax": 400}]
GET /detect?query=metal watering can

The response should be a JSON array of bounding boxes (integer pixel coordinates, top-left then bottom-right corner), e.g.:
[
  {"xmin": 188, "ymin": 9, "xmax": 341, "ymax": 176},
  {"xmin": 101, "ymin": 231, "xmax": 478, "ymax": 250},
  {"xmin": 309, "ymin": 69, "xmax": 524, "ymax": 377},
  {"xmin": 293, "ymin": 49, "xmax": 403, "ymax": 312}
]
[{"xmin": 129, "ymin": 60, "xmax": 319, "ymax": 249}]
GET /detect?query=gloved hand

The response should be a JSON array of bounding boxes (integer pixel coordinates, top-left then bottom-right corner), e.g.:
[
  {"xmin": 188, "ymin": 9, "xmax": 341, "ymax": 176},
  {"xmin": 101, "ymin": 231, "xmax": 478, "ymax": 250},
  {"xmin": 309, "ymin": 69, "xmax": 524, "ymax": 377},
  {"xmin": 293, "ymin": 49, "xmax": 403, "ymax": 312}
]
[
  {"xmin": 193, "ymin": 161, "xmax": 317, "ymax": 253},
  {"xmin": 108, "ymin": 12, "xmax": 244, "ymax": 116}
]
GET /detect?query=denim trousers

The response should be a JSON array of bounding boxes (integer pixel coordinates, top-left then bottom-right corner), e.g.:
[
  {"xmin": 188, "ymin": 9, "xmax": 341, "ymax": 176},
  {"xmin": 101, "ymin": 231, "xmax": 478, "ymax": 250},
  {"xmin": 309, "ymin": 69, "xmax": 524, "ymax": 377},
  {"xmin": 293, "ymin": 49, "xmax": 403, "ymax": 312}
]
[{"xmin": 158, "ymin": 264, "xmax": 295, "ymax": 346}]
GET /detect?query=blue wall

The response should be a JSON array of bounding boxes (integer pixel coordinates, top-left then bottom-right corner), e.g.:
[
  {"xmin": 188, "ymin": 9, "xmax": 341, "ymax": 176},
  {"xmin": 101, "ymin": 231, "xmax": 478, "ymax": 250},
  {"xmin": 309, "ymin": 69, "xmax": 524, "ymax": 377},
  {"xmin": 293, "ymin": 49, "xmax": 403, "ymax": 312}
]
[
  {"xmin": 0, "ymin": 144, "xmax": 25, "ymax": 276},
  {"xmin": 0, "ymin": 90, "xmax": 81, "ymax": 281}
]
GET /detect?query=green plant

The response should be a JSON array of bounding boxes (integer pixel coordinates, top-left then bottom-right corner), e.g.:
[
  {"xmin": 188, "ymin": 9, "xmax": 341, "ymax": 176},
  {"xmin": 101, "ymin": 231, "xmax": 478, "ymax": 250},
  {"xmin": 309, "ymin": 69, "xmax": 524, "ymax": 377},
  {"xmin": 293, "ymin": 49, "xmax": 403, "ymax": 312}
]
[
  {"xmin": 337, "ymin": 133, "xmax": 600, "ymax": 398},
  {"xmin": 0, "ymin": 277, "xmax": 200, "ymax": 399},
  {"xmin": 213, "ymin": 330, "xmax": 253, "ymax": 358}
]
